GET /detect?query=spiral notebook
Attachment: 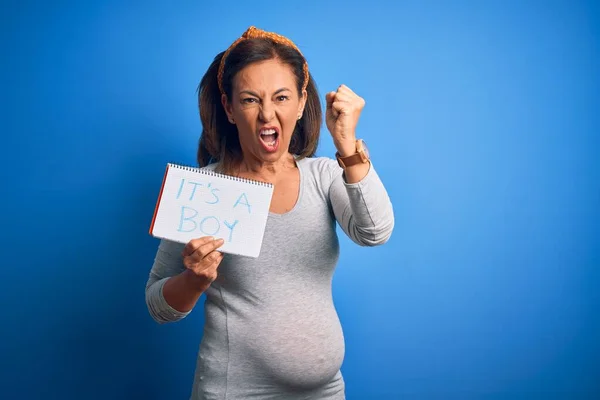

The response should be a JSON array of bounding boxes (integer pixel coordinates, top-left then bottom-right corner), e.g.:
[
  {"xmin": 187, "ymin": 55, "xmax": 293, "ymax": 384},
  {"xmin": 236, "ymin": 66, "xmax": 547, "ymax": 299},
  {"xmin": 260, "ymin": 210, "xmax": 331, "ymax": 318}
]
[{"xmin": 149, "ymin": 163, "xmax": 274, "ymax": 258}]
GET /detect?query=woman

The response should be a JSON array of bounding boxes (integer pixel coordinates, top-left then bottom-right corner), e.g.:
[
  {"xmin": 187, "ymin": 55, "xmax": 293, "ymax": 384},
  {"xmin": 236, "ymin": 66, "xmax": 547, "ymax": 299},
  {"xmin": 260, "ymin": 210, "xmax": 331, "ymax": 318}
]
[{"xmin": 146, "ymin": 26, "xmax": 394, "ymax": 399}]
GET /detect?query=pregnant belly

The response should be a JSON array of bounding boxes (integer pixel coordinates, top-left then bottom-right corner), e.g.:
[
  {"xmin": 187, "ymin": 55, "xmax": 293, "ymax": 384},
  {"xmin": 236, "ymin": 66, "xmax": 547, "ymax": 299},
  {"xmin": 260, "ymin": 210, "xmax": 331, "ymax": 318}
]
[{"xmin": 239, "ymin": 302, "xmax": 345, "ymax": 389}]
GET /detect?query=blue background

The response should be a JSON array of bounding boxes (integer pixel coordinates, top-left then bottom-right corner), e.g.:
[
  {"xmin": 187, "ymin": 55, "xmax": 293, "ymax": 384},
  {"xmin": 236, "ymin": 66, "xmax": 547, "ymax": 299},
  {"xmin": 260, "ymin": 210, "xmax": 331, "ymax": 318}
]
[{"xmin": 1, "ymin": 1, "xmax": 599, "ymax": 399}]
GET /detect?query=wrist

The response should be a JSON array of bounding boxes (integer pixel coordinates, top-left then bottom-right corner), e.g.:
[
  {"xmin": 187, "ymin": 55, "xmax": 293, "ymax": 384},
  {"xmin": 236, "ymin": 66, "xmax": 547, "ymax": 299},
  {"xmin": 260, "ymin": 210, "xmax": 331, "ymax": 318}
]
[
  {"xmin": 182, "ymin": 269, "xmax": 212, "ymax": 292},
  {"xmin": 335, "ymin": 138, "xmax": 357, "ymax": 157},
  {"xmin": 335, "ymin": 138, "xmax": 370, "ymax": 169}
]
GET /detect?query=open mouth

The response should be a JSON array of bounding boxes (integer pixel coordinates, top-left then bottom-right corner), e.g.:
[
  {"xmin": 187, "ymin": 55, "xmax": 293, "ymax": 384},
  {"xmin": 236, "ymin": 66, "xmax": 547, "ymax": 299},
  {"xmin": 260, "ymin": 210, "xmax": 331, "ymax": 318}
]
[{"xmin": 259, "ymin": 127, "xmax": 279, "ymax": 152}]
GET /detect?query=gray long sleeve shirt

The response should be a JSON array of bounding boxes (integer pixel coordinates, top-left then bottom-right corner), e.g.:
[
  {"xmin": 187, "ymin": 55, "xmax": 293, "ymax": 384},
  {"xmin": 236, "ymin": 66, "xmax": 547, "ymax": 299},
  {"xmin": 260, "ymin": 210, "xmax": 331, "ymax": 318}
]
[{"xmin": 146, "ymin": 156, "xmax": 395, "ymax": 399}]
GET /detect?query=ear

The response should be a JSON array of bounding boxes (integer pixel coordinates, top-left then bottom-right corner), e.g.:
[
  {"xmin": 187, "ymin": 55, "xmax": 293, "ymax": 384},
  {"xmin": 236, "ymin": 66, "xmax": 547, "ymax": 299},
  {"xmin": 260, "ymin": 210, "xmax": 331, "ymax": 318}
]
[
  {"xmin": 221, "ymin": 93, "xmax": 235, "ymax": 123},
  {"xmin": 298, "ymin": 89, "xmax": 308, "ymax": 118}
]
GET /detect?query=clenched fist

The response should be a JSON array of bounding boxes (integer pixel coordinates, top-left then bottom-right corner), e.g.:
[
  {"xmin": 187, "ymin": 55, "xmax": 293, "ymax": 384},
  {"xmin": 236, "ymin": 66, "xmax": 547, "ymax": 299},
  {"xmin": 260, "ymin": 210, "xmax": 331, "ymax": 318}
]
[{"xmin": 325, "ymin": 85, "xmax": 366, "ymax": 157}]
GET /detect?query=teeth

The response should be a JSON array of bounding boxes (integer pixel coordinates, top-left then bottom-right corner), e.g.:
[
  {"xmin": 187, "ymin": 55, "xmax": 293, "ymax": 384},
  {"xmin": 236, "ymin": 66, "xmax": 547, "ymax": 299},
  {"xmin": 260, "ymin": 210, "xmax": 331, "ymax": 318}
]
[
  {"xmin": 260, "ymin": 128, "xmax": 277, "ymax": 136},
  {"xmin": 259, "ymin": 128, "xmax": 277, "ymax": 148}
]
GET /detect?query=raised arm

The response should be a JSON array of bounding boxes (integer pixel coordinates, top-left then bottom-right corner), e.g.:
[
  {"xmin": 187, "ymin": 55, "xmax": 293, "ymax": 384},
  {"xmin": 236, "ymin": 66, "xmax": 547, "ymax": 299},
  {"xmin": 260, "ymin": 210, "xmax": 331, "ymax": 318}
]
[
  {"xmin": 323, "ymin": 85, "xmax": 394, "ymax": 245},
  {"xmin": 327, "ymin": 160, "xmax": 395, "ymax": 246}
]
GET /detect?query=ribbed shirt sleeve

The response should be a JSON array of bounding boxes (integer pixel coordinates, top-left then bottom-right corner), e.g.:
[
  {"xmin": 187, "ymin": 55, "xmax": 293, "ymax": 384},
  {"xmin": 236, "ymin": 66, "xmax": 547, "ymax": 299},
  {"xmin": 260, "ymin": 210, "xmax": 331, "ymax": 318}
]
[
  {"xmin": 145, "ymin": 239, "xmax": 191, "ymax": 324},
  {"xmin": 327, "ymin": 160, "xmax": 395, "ymax": 246}
]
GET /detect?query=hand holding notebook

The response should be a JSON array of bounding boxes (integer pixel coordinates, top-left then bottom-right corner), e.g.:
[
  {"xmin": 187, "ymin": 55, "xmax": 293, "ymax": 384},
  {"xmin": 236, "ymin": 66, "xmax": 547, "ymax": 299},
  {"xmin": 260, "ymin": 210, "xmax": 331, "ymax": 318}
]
[{"xmin": 149, "ymin": 163, "xmax": 274, "ymax": 258}]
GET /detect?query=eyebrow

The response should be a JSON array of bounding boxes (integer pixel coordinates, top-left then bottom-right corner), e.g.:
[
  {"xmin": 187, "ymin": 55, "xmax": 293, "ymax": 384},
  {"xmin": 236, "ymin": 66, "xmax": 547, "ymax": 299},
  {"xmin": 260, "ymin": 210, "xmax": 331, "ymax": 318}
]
[{"xmin": 239, "ymin": 88, "xmax": 292, "ymax": 97}]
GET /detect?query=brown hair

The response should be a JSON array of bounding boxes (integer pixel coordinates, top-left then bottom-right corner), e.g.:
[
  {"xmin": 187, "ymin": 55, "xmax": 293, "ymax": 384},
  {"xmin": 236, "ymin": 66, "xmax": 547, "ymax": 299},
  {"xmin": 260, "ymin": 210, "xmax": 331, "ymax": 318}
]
[{"xmin": 196, "ymin": 27, "xmax": 322, "ymax": 174}]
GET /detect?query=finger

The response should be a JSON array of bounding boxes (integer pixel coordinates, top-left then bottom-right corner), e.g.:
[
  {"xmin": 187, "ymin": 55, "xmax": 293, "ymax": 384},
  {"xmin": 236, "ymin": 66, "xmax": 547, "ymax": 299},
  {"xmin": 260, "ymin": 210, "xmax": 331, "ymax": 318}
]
[
  {"xmin": 204, "ymin": 250, "xmax": 223, "ymax": 264},
  {"xmin": 330, "ymin": 94, "xmax": 352, "ymax": 106},
  {"xmin": 338, "ymin": 84, "xmax": 359, "ymax": 98},
  {"xmin": 210, "ymin": 253, "xmax": 225, "ymax": 273},
  {"xmin": 331, "ymin": 93, "xmax": 364, "ymax": 109},
  {"xmin": 192, "ymin": 251, "xmax": 224, "ymax": 275},
  {"xmin": 337, "ymin": 84, "xmax": 355, "ymax": 95},
  {"xmin": 208, "ymin": 254, "xmax": 224, "ymax": 272},
  {"xmin": 184, "ymin": 252, "xmax": 202, "ymax": 269},
  {"xmin": 183, "ymin": 236, "xmax": 214, "ymax": 257},
  {"xmin": 203, "ymin": 259, "xmax": 222, "ymax": 282},
  {"xmin": 187, "ymin": 250, "xmax": 204, "ymax": 264},
  {"xmin": 335, "ymin": 89, "xmax": 362, "ymax": 102},
  {"xmin": 326, "ymin": 91, "xmax": 337, "ymax": 109},
  {"xmin": 332, "ymin": 101, "xmax": 350, "ymax": 114},
  {"xmin": 197, "ymin": 238, "xmax": 225, "ymax": 258}
]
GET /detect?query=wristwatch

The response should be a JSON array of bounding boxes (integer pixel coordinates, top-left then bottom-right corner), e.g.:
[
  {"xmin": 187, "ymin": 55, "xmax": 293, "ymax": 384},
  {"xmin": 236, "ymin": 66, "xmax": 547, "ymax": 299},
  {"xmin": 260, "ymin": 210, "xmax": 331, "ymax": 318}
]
[{"xmin": 336, "ymin": 139, "xmax": 370, "ymax": 168}]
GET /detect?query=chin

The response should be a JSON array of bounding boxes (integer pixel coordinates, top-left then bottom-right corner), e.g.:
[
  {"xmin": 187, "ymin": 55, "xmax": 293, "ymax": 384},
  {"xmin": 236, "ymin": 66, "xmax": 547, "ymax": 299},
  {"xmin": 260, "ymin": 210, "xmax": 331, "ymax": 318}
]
[{"xmin": 259, "ymin": 148, "xmax": 290, "ymax": 162}]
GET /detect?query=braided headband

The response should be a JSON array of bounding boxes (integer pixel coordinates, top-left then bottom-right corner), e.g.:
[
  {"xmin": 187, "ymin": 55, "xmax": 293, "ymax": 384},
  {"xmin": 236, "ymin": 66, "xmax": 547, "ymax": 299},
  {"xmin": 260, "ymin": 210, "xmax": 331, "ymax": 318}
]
[{"xmin": 217, "ymin": 26, "xmax": 309, "ymax": 96}]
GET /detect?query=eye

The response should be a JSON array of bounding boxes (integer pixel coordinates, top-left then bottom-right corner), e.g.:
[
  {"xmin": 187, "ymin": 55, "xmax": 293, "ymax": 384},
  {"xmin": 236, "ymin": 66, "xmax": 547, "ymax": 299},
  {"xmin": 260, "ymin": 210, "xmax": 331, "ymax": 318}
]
[
  {"xmin": 242, "ymin": 98, "xmax": 258, "ymax": 104},
  {"xmin": 276, "ymin": 95, "xmax": 290, "ymax": 102}
]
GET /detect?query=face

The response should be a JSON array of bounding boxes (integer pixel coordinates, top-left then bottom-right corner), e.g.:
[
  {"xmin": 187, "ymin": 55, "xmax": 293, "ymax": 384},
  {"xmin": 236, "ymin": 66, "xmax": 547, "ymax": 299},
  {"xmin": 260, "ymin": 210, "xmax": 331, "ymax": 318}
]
[{"xmin": 222, "ymin": 58, "xmax": 307, "ymax": 165}]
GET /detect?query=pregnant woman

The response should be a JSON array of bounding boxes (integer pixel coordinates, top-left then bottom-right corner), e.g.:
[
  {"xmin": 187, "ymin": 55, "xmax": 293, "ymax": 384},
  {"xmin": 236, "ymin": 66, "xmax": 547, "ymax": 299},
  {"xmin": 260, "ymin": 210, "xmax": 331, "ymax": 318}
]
[{"xmin": 145, "ymin": 26, "xmax": 395, "ymax": 399}]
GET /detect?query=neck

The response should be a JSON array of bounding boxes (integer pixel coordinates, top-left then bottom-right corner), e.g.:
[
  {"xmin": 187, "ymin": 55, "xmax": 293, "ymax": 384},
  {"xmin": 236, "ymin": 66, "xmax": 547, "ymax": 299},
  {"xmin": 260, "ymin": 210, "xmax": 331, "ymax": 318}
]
[{"xmin": 238, "ymin": 152, "xmax": 296, "ymax": 180}]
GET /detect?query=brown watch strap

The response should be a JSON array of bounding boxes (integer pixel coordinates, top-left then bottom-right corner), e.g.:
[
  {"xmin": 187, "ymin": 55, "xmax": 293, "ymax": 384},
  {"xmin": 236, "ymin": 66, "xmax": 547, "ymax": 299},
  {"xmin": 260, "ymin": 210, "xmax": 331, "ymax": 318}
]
[{"xmin": 337, "ymin": 152, "xmax": 364, "ymax": 167}]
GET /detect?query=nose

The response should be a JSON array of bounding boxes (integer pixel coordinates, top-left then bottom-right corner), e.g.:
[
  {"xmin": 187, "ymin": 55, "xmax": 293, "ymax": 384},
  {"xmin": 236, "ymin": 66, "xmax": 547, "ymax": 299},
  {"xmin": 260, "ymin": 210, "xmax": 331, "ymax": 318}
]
[{"xmin": 259, "ymin": 100, "xmax": 275, "ymax": 122}]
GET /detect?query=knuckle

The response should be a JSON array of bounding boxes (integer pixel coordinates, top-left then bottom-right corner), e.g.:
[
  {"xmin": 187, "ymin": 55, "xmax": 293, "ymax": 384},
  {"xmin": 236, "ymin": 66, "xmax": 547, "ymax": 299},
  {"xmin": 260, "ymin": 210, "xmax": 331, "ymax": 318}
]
[
  {"xmin": 210, "ymin": 239, "xmax": 224, "ymax": 253},
  {"xmin": 200, "ymin": 241, "xmax": 218, "ymax": 256},
  {"xmin": 196, "ymin": 249, "xmax": 207, "ymax": 259},
  {"xmin": 197, "ymin": 245, "xmax": 210, "ymax": 257},
  {"xmin": 185, "ymin": 259, "xmax": 200, "ymax": 272},
  {"xmin": 202, "ymin": 267, "xmax": 218, "ymax": 282},
  {"xmin": 184, "ymin": 237, "xmax": 207, "ymax": 255},
  {"xmin": 190, "ymin": 238, "xmax": 203, "ymax": 246},
  {"xmin": 183, "ymin": 243, "xmax": 194, "ymax": 256}
]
